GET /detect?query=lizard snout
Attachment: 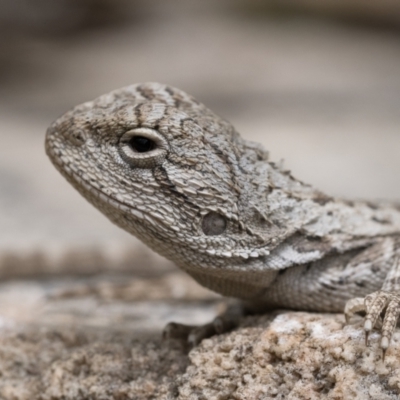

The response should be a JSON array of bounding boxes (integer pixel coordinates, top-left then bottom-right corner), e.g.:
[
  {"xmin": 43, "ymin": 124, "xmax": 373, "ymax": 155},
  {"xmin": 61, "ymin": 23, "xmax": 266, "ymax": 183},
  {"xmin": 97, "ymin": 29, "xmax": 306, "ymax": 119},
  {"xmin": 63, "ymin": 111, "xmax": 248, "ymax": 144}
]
[{"xmin": 46, "ymin": 116, "xmax": 88, "ymax": 148}]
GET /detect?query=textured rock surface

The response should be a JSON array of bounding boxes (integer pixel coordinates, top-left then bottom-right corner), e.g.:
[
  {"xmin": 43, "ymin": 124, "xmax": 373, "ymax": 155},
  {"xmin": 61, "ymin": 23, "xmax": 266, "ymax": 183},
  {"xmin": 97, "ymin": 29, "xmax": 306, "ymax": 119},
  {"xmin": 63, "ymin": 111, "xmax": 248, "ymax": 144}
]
[
  {"xmin": 180, "ymin": 313, "xmax": 400, "ymax": 400},
  {"xmin": 0, "ymin": 272, "xmax": 399, "ymax": 400}
]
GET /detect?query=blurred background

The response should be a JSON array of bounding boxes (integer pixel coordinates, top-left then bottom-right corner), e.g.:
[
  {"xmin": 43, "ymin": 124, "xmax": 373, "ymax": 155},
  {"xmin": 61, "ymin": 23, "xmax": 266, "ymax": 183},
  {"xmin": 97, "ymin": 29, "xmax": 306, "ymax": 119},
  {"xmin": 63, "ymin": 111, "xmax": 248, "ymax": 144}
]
[{"xmin": 0, "ymin": 0, "xmax": 400, "ymax": 279}]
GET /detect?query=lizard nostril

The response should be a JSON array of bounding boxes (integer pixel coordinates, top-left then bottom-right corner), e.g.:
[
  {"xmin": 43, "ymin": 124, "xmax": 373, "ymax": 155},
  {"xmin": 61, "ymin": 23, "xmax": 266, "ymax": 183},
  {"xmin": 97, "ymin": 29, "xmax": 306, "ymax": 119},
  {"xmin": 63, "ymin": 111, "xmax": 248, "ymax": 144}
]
[
  {"xmin": 67, "ymin": 129, "xmax": 87, "ymax": 146},
  {"xmin": 58, "ymin": 118, "xmax": 87, "ymax": 145},
  {"xmin": 47, "ymin": 107, "xmax": 90, "ymax": 148},
  {"xmin": 48, "ymin": 119, "xmax": 87, "ymax": 147}
]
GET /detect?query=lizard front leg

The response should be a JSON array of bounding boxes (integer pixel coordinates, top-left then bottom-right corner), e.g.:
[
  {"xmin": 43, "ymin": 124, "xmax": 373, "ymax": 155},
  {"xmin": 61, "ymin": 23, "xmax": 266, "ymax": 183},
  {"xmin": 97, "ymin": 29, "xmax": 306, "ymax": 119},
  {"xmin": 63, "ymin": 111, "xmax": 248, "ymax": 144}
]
[
  {"xmin": 345, "ymin": 256, "xmax": 400, "ymax": 360},
  {"xmin": 162, "ymin": 266, "xmax": 277, "ymax": 346}
]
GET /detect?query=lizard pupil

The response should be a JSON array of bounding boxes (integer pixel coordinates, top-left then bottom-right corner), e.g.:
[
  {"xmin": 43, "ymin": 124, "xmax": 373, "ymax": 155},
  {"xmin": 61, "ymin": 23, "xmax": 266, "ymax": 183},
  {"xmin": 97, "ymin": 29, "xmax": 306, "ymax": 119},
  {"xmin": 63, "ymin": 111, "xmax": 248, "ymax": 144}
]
[{"xmin": 129, "ymin": 136, "xmax": 156, "ymax": 153}]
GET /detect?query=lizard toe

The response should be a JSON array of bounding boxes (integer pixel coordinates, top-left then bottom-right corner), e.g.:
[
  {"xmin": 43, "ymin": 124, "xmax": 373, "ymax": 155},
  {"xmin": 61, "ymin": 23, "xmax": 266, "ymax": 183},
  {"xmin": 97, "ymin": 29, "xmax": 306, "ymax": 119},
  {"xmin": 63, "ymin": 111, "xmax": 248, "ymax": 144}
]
[
  {"xmin": 380, "ymin": 295, "xmax": 400, "ymax": 360},
  {"xmin": 344, "ymin": 297, "xmax": 365, "ymax": 324},
  {"xmin": 363, "ymin": 291, "xmax": 390, "ymax": 343}
]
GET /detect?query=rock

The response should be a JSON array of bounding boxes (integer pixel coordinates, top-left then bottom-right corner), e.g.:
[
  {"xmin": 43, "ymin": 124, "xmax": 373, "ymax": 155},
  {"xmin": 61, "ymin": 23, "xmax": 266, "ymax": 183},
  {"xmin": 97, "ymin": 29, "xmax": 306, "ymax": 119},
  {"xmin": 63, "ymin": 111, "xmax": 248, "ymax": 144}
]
[
  {"xmin": 0, "ymin": 273, "xmax": 399, "ymax": 400},
  {"xmin": 179, "ymin": 312, "xmax": 400, "ymax": 400},
  {"xmin": 0, "ymin": 328, "xmax": 189, "ymax": 400}
]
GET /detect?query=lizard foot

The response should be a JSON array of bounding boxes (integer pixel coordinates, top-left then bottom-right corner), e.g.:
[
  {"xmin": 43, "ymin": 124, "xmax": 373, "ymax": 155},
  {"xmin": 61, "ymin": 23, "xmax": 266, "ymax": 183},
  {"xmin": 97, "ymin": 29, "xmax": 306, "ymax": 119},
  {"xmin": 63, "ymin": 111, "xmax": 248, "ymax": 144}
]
[
  {"xmin": 345, "ymin": 256, "xmax": 400, "ymax": 360},
  {"xmin": 345, "ymin": 291, "xmax": 400, "ymax": 360},
  {"xmin": 163, "ymin": 303, "xmax": 244, "ymax": 347}
]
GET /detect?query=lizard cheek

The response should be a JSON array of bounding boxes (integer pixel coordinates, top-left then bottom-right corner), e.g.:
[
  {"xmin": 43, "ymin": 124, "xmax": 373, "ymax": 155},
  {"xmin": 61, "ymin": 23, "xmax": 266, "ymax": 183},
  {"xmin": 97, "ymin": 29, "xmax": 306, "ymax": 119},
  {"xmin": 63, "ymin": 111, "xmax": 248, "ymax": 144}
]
[{"xmin": 202, "ymin": 212, "xmax": 227, "ymax": 236}]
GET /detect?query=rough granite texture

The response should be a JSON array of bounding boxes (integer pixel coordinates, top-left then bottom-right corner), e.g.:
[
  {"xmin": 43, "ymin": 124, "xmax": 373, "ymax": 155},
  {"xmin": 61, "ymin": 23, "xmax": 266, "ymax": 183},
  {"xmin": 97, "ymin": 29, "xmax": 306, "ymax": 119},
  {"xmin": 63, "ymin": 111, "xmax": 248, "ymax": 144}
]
[{"xmin": 0, "ymin": 272, "xmax": 399, "ymax": 400}]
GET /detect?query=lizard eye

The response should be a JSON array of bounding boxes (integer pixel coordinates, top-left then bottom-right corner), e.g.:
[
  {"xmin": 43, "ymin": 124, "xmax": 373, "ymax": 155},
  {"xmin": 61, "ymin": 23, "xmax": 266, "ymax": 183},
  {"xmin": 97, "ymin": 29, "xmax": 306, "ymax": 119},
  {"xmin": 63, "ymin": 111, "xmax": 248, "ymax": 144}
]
[
  {"xmin": 119, "ymin": 128, "xmax": 168, "ymax": 168},
  {"xmin": 202, "ymin": 212, "xmax": 227, "ymax": 236}
]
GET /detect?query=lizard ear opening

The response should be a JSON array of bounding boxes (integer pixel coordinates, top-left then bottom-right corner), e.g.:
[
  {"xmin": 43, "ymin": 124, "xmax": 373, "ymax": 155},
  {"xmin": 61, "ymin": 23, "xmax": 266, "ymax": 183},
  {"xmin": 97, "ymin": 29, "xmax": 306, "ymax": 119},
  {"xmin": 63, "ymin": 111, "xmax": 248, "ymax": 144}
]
[
  {"xmin": 119, "ymin": 128, "xmax": 168, "ymax": 168},
  {"xmin": 202, "ymin": 212, "xmax": 227, "ymax": 236}
]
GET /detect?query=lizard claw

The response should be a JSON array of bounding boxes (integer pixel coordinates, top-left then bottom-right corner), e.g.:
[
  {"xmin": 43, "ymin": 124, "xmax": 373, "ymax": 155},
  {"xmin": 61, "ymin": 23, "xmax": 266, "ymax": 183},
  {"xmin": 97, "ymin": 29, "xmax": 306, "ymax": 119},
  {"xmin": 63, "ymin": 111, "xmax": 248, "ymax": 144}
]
[{"xmin": 365, "ymin": 331, "xmax": 369, "ymax": 347}]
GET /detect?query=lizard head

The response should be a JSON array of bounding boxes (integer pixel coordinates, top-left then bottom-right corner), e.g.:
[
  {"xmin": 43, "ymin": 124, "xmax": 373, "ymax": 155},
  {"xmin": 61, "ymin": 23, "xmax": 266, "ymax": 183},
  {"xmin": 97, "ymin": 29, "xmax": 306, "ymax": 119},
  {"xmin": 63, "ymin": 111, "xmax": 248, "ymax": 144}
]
[{"xmin": 46, "ymin": 83, "xmax": 310, "ymax": 270}]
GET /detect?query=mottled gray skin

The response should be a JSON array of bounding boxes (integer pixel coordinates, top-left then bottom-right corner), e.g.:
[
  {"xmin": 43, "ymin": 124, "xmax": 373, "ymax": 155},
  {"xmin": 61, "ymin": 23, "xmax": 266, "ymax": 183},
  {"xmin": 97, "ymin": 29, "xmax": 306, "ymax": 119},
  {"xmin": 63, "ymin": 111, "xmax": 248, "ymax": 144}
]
[{"xmin": 46, "ymin": 83, "xmax": 400, "ymax": 352}]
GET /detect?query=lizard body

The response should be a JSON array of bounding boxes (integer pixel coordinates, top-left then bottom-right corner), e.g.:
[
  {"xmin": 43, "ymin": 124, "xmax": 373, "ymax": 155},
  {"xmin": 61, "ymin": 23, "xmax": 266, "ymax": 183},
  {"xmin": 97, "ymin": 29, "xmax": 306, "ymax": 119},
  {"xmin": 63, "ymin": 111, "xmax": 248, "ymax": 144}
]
[{"xmin": 46, "ymin": 83, "xmax": 400, "ymax": 355}]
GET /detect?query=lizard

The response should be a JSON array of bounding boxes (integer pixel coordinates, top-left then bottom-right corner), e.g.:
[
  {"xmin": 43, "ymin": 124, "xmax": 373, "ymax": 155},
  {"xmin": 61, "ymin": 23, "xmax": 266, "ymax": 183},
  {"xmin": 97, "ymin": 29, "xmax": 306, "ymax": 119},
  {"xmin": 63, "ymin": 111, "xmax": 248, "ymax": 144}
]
[{"xmin": 45, "ymin": 82, "xmax": 400, "ymax": 359}]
